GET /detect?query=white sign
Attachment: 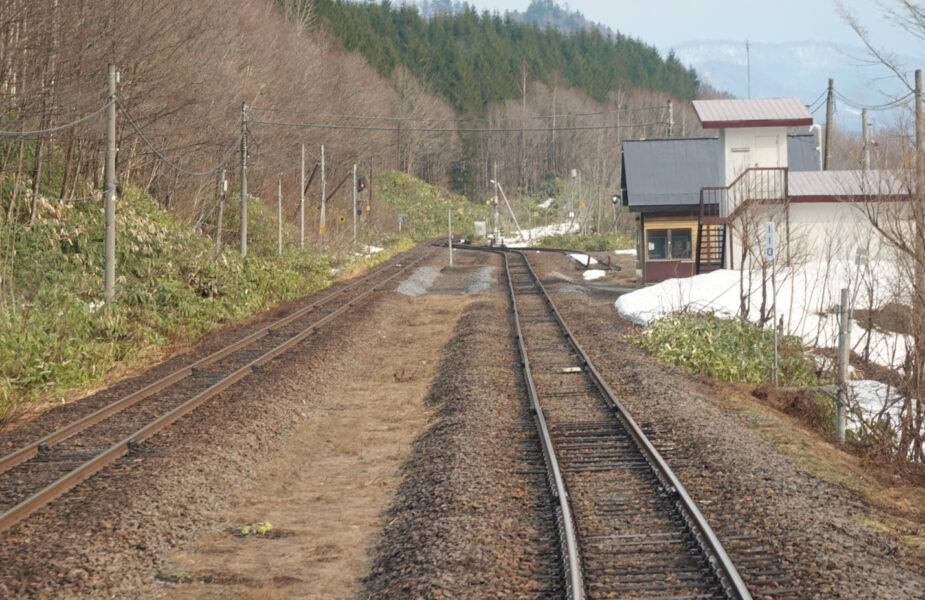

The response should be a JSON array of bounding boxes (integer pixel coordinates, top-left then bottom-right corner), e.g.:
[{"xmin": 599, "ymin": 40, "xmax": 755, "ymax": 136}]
[{"xmin": 764, "ymin": 222, "xmax": 775, "ymax": 259}]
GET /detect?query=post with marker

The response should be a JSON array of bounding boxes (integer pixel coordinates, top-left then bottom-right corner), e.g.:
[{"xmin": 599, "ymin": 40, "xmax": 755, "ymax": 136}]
[{"xmin": 765, "ymin": 222, "xmax": 778, "ymax": 386}]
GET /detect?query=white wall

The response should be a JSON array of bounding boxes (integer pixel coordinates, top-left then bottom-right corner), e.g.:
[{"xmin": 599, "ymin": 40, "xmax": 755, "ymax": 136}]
[{"xmin": 720, "ymin": 126, "xmax": 788, "ymax": 186}]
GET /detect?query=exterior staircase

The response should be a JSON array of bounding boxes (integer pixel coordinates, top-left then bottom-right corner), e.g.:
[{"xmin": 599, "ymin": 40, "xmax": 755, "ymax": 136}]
[{"xmin": 696, "ymin": 167, "xmax": 788, "ymax": 274}]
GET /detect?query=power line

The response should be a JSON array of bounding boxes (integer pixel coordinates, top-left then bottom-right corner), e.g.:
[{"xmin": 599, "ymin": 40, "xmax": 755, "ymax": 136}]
[
  {"xmin": 0, "ymin": 101, "xmax": 113, "ymax": 138},
  {"xmin": 249, "ymin": 103, "xmax": 670, "ymax": 123},
  {"xmin": 117, "ymin": 100, "xmax": 241, "ymax": 177},
  {"xmin": 249, "ymin": 118, "xmax": 668, "ymax": 134},
  {"xmin": 834, "ymin": 90, "xmax": 913, "ymax": 112}
]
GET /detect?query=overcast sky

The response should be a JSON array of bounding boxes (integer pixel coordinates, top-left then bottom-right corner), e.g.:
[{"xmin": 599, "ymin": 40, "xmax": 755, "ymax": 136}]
[{"xmin": 464, "ymin": 0, "xmax": 922, "ymax": 57}]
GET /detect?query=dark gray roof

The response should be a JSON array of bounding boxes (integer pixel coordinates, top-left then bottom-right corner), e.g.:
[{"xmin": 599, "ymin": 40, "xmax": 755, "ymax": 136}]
[
  {"xmin": 621, "ymin": 137, "xmax": 720, "ymax": 210},
  {"xmin": 621, "ymin": 134, "xmax": 821, "ymax": 210},
  {"xmin": 787, "ymin": 134, "xmax": 820, "ymax": 171}
]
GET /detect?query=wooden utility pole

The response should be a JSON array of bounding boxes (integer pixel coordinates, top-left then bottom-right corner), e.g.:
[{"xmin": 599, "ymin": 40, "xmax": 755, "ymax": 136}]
[
  {"xmin": 861, "ymin": 109, "xmax": 870, "ymax": 170},
  {"xmin": 104, "ymin": 64, "xmax": 117, "ymax": 301},
  {"xmin": 319, "ymin": 144, "xmax": 326, "ymax": 246},
  {"xmin": 215, "ymin": 169, "xmax": 226, "ymax": 256},
  {"xmin": 299, "ymin": 144, "xmax": 305, "ymax": 249},
  {"xmin": 240, "ymin": 102, "xmax": 248, "ymax": 257},
  {"xmin": 824, "ymin": 78, "xmax": 834, "ymax": 171}
]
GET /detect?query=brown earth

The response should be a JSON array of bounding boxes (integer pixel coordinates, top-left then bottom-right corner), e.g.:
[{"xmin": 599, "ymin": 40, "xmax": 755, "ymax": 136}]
[{"xmin": 1, "ymin": 244, "xmax": 923, "ymax": 599}]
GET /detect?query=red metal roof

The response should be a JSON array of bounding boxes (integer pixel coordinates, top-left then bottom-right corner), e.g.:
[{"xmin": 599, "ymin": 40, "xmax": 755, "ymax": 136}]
[
  {"xmin": 693, "ymin": 98, "xmax": 813, "ymax": 129},
  {"xmin": 789, "ymin": 170, "xmax": 907, "ymax": 201}
]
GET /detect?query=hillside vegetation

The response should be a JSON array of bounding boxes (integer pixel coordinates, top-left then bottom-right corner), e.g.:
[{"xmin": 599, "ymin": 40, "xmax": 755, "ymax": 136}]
[
  {"xmin": 0, "ymin": 170, "xmax": 472, "ymax": 419},
  {"xmin": 316, "ymin": 0, "xmax": 700, "ymax": 113}
]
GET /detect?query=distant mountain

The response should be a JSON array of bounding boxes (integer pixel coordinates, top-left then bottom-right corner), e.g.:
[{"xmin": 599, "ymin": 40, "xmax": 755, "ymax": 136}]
[{"xmin": 671, "ymin": 40, "xmax": 913, "ymax": 129}]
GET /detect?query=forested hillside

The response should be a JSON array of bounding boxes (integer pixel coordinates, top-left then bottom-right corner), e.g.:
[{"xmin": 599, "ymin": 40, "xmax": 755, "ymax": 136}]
[{"xmin": 315, "ymin": 0, "xmax": 700, "ymax": 114}]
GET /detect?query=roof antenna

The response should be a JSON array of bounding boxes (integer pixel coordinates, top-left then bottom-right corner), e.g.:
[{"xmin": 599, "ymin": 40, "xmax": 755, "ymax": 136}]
[{"xmin": 746, "ymin": 39, "xmax": 751, "ymax": 99}]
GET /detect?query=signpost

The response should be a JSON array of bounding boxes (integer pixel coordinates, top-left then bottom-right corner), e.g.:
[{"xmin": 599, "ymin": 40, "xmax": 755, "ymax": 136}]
[{"xmin": 765, "ymin": 222, "xmax": 778, "ymax": 386}]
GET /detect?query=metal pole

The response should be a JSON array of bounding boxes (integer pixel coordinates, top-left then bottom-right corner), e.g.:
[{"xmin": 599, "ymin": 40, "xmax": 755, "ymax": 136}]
[
  {"xmin": 836, "ymin": 287, "xmax": 849, "ymax": 442},
  {"xmin": 319, "ymin": 144, "xmax": 325, "ymax": 246},
  {"xmin": 300, "ymin": 144, "xmax": 305, "ymax": 249},
  {"xmin": 352, "ymin": 163, "xmax": 357, "ymax": 246},
  {"xmin": 215, "ymin": 169, "xmax": 226, "ymax": 257},
  {"xmin": 240, "ymin": 102, "xmax": 248, "ymax": 257},
  {"xmin": 771, "ymin": 256, "xmax": 778, "ymax": 387},
  {"xmin": 104, "ymin": 64, "xmax": 117, "ymax": 301},
  {"xmin": 448, "ymin": 208, "xmax": 453, "ymax": 266},
  {"xmin": 277, "ymin": 176, "xmax": 282, "ymax": 257},
  {"xmin": 861, "ymin": 109, "xmax": 870, "ymax": 170},
  {"xmin": 824, "ymin": 78, "xmax": 834, "ymax": 171},
  {"xmin": 492, "ymin": 162, "xmax": 499, "ymax": 244}
]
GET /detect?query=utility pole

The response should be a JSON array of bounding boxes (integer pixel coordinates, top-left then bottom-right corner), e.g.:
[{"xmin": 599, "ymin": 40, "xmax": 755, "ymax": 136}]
[
  {"xmin": 746, "ymin": 39, "xmax": 751, "ymax": 99},
  {"xmin": 824, "ymin": 78, "xmax": 834, "ymax": 171},
  {"xmin": 492, "ymin": 162, "xmax": 499, "ymax": 244},
  {"xmin": 277, "ymin": 176, "xmax": 282, "ymax": 257},
  {"xmin": 861, "ymin": 109, "xmax": 870, "ymax": 170},
  {"xmin": 299, "ymin": 144, "xmax": 305, "ymax": 249},
  {"xmin": 319, "ymin": 144, "xmax": 326, "ymax": 246},
  {"xmin": 666, "ymin": 99, "xmax": 673, "ymax": 137},
  {"xmin": 215, "ymin": 169, "xmax": 226, "ymax": 257},
  {"xmin": 240, "ymin": 102, "xmax": 248, "ymax": 257},
  {"xmin": 104, "ymin": 64, "xmax": 117, "ymax": 301},
  {"xmin": 836, "ymin": 287, "xmax": 850, "ymax": 442},
  {"xmin": 352, "ymin": 163, "xmax": 357, "ymax": 246}
]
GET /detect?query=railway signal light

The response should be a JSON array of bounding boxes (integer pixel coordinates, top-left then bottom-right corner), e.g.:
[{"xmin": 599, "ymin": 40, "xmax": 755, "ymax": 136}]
[{"xmin": 357, "ymin": 176, "xmax": 367, "ymax": 193}]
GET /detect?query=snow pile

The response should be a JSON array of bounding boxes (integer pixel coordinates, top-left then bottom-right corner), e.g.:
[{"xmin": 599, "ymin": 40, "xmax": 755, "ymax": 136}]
[
  {"xmin": 615, "ymin": 260, "xmax": 918, "ymax": 443},
  {"xmin": 567, "ymin": 253, "xmax": 602, "ymax": 268},
  {"xmin": 583, "ymin": 269, "xmax": 606, "ymax": 281},
  {"xmin": 501, "ymin": 221, "xmax": 579, "ymax": 248},
  {"xmin": 612, "ymin": 249, "xmax": 636, "ymax": 256},
  {"xmin": 615, "ymin": 261, "xmax": 909, "ymax": 370}
]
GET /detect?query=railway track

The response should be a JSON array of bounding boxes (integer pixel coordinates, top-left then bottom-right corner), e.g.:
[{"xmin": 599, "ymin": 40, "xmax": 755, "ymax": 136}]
[
  {"xmin": 495, "ymin": 247, "xmax": 786, "ymax": 600},
  {"xmin": 0, "ymin": 244, "xmax": 433, "ymax": 534}
]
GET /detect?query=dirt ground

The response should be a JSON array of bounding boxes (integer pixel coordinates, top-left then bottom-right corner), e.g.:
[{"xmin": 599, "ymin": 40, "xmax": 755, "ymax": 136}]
[
  {"xmin": 159, "ymin": 292, "xmax": 473, "ymax": 599},
  {"xmin": 2, "ymin": 245, "xmax": 924, "ymax": 599}
]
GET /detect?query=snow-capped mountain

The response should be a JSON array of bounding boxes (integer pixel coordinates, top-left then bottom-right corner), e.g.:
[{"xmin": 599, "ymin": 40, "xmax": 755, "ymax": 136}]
[{"xmin": 671, "ymin": 39, "xmax": 915, "ymax": 130}]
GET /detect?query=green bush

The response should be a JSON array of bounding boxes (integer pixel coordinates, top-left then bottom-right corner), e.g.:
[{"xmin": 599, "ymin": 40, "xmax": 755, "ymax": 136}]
[
  {"xmin": 634, "ymin": 313, "xmax": 819, "ymax": 387},
  {"xmin": 537, "ymin": 231, "xmax": 634, "ymax": 251},
  {"xmin": 0, "ymin": 185, "xmax": 396, "ymax": 418}
]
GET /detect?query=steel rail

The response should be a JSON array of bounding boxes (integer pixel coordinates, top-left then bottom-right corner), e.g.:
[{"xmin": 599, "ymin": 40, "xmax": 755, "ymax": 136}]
[
  {"xmin": 0, "ymin": 250, "xmax": 425, "ymax": 477},
  {"xmin": 0, "ymin": 246, "xmax": 432, "ymax": 534},
  {"xmin": 500, "ymin": 250, "xmax": 585, "ymax": 600},
  {"xmin": 513, "ymin": 248, "xmax": 753, "ymax": 600}
]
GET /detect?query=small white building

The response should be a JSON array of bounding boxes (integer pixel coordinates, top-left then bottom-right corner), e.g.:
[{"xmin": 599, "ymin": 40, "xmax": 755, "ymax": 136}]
[{"xmin": 621, "ymin": 97, "xmax": 907, "ymax": 284}]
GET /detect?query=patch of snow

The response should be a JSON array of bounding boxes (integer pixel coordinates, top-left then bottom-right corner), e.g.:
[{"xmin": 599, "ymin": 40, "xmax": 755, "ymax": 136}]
[
  {"xmin": 537, "ymin": 198, "xmax": 554, "ymax": 209},
  {"xmin": 396, "ymin": 266, "xmax": 441, "ymax": 297},
  {"xmin": 583, "ymin": 269, "xmax": 606, "ymax": 281},
  {"xmin": 502, "ymin": 221, "xmax": 579, "ymax": 248},
  {"xmin": 612, "ymin": 249, "xmax": 636, "ymax": 256},
  {"xmin": 547, "ymin": 271, "xmax": 574, "ymax": 283},
  {"xmin": 567, "ymin": 253, "xmax": 602, "ymax": 267},
  {"xmin": 465, "ymin": 266, "xmax": 497, "ymax": 294},
  {"xmin": 614, "ymin": 261, "xmax": 910, "ymax": 372}
]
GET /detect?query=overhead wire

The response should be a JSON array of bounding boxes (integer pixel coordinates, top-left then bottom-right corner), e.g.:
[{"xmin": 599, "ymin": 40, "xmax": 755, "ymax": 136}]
[
  {"xmin": 0, "ymin": 100, "xmax": 114, "ymax": 138},
  {"xmin": 833, "ymin": 90, "xmax": 913, "ymax": 111},
  {"xmin": 117, "ymin": 100, "xmax": 241, "ymax": 177},
  {"xmin": 249, "ymin": 118, "xmax": 669, "ymax": 133}
]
